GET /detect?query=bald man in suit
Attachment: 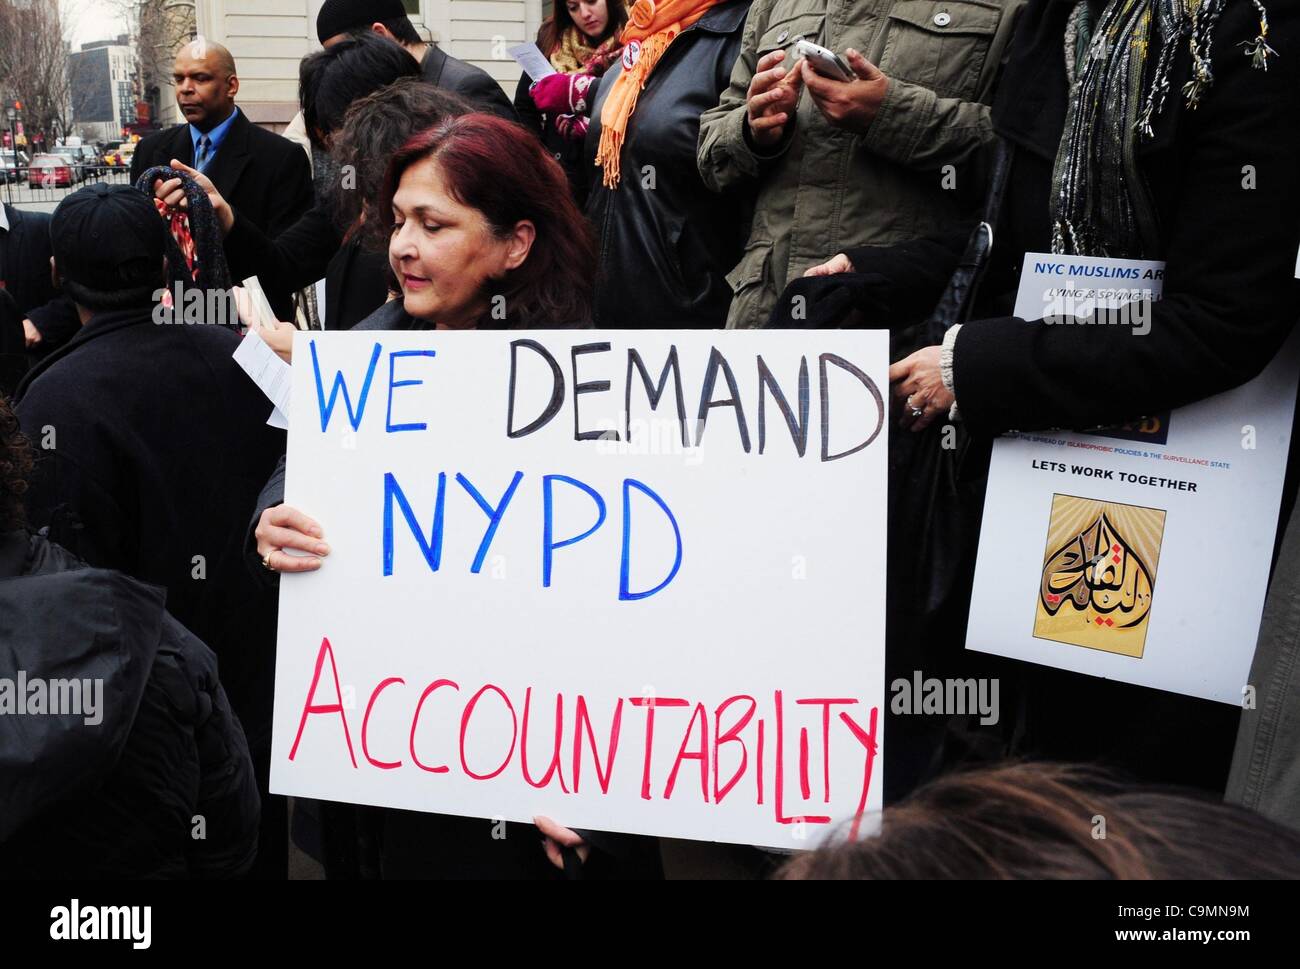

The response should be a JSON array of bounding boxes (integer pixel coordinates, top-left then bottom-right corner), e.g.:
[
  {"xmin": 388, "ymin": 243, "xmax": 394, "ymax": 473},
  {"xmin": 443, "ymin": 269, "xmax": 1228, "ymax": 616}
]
[{"xmin": 131, "ymin": 40, "xmax": 312, "ymax": 319}]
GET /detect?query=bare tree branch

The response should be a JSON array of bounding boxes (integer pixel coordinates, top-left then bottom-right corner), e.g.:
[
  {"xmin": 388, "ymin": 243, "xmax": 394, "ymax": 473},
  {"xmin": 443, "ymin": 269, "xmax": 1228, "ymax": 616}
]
[
  {"xmin": 0, "ymin": 0, "xmax": 77, "ymax": 143},
  {"xmin": 126, "ymin": 0, "xmax": 196, "ymax": 123}
]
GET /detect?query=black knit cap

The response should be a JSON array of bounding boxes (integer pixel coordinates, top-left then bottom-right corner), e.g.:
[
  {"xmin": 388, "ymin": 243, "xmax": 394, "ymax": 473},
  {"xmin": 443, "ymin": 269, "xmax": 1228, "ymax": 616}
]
[
  {"xmin": 50, "ymin": 183, "xmax": 166, "ymax": 294},
  {"xmin": 317, "ymin": 0, "xmax": 409, "ymax": 44}
]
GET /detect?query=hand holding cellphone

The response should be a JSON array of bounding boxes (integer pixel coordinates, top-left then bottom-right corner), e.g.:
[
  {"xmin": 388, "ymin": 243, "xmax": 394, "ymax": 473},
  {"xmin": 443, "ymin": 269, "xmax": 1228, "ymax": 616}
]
[{"xmin": 792, "ymin": 38, "xmax": 854, "ymax": 83}]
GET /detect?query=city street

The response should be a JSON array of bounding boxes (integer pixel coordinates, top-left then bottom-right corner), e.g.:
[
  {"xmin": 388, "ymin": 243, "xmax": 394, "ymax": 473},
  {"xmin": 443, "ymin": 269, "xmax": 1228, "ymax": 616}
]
[{"xmin": 2, "ymin": 166, "xmax": 130, "ymax": 212}]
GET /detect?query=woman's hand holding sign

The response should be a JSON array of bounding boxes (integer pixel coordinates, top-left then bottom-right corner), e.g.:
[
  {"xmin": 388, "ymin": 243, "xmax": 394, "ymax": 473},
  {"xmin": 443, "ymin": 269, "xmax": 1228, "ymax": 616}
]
[
  {"xmin": 534, "ymin": 816, "xmax": 591, "ymax": 872},
  {"xmin": 256, "ymin": 504, "xmax": 329, "ymax": 573}
]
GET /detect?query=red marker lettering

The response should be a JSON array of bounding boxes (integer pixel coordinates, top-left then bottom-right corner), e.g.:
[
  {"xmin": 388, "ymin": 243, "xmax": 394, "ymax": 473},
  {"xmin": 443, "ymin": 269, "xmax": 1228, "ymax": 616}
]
[
  {"xmin": 288, "ymin": 637, "xmax": 357, "ymax": 768},
  {"xmin": 712, "ymin": 695, "xmax": 756, "ymax": 804},
  {"xmin": 774, "ymin": 689, "xmax": 829, "ymax": 825},
  {"xmin": 664, "ymin": 702, "xmax": 709, "ymax": 802},
  {"xmin": 363, "ymin": 676, "xmax": 405, "ymax": 769},
  {"xmin": 459, "ymin": 684, "xmax": 518, "ymax": 780},
  {"xmin": 796, "ymin": 697, "xmax": 858, "ymax": 802},
  {"xmin": 839, "ymin": 706, "xmax": 880, "ymax": 841},
  {"xmin": 573, "ymin": 695, "xmax": 623, "ymax": 795},
  {"xmin": 410, "ymin": 678, "xmax": 458, "ymax": 773},
  {"xmin": 520, "ymin": 687, "xmax": 569, "ymax": 792},
  {"xmin": 799, "ymin": 727, "xmax": 811, "ymax": 801},
  {"xmin": 630, "ymin": 696, "xmax": 688, "ymax": 800}
]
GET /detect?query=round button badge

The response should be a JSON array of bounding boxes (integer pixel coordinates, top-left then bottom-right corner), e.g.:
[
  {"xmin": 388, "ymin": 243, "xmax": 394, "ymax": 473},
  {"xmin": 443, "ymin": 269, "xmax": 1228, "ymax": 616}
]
[
  {"xmin": 623, "ymin": 39, "xmax": 642, "ymax": 71},
  {"xmin": 630, "ymin": 0, "xmax": 657, "ymax": 29}
]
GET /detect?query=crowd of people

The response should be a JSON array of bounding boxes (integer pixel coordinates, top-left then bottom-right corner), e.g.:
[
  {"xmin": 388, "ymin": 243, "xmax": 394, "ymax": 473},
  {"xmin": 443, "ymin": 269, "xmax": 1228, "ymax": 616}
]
[{"xmin": 1, "ymin": 0, "xmax": 1299, "ymax": 880}]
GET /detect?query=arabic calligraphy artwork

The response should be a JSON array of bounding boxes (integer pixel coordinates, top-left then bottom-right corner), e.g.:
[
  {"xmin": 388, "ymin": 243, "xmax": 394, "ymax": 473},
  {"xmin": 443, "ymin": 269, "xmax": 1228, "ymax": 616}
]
[{"xmin": 1033, "ymin": 495, "xmax": 1166, "ymax": 658}]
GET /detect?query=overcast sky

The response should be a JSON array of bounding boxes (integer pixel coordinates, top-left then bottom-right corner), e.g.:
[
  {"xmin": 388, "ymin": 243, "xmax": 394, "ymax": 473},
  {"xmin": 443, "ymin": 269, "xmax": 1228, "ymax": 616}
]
[{"xmin": 63, "ymin": 0, "xmax": 131, "ymax": 50}]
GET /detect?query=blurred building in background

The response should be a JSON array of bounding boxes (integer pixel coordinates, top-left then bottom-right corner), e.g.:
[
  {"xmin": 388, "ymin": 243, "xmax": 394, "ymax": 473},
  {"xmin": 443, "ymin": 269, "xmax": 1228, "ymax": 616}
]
[
  {"xmin": 67, "ymin": 35, "xmax": 135, "ymax": 143},
  {"xmin": 0, "ymin": 0, "xmax": 75, "ymax": 148},
  {"xmin": 135, "ymin": 0, "xmax": 200, "ymax": 129}
]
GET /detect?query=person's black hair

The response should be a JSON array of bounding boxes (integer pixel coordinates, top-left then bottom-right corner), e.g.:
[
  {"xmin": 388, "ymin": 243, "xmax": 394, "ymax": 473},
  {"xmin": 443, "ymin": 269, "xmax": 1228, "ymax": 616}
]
[
  {"xmin": 331, "ymin": 79, "xmax": 471, "ymax": 245},
  {"xmin": 348, "ymin": 16, "xmax": 422, "ymax": 46},
  {"xmin": 299, "ymin": 33, "xmax": 422, "ymax": 151}
]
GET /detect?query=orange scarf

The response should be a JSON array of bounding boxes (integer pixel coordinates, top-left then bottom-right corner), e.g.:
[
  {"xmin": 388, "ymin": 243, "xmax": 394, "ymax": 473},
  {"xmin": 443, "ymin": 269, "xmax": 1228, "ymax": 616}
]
[{"xmin": 595, "ymin": 0, "xmax": 726, "ymax": 188}]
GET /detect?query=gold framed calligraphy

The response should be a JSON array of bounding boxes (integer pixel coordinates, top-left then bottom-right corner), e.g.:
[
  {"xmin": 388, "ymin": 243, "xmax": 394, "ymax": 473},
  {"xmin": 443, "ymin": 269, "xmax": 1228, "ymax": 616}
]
[{"xmin": 1033, "ymin": 495, "xmax": 1166, "ymax": 658}]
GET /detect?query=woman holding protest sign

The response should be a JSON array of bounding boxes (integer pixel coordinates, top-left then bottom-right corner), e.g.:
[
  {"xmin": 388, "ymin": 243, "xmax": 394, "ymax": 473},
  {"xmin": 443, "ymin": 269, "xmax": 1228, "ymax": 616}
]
[{"xmin": 252, "ymin": 113, "xmax": 662, "ymax": 879}]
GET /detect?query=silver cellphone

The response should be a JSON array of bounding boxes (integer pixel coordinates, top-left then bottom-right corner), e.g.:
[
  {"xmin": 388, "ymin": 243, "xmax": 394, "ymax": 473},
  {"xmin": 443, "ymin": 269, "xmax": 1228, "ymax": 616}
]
[{"xmin": 791, "ymin": 38, "xmax": 854, "ymax": 83}]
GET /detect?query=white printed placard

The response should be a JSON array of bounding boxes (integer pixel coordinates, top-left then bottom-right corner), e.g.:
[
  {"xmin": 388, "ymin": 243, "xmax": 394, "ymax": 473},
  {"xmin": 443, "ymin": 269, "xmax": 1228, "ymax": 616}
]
[
  {"xmin": 270, "ymin": 330, "xmax": 888, "ymax": 847},
  {"xmin": 967, "ymin": 253, "xmax": 1299, "ymax": 703},
  {"xmin": 1013, "ymin": 251, "xmax": 1166, "ymax": 330}
]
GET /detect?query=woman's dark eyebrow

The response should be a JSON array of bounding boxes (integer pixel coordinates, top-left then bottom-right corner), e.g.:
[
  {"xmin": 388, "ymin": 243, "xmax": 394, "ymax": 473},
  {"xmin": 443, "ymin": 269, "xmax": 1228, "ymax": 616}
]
[{"xmin": 403, "ymin": 204, "xmax": 448, "ymax": 220}]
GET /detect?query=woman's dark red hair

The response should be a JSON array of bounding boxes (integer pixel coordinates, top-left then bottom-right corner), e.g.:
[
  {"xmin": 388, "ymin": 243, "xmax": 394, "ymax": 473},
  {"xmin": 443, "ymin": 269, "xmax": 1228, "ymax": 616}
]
[{"xmin": 381, "ymin": 113, "xmax": 595, "ymax": 328}]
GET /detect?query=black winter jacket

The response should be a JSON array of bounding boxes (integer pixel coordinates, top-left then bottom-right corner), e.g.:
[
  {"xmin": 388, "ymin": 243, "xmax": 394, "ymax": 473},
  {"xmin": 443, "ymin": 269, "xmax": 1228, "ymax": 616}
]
[
  {"xmin": 224, "ymin": 205, "xmax": 389, "ymax": 331},
  {"xmin": 0, "ymin": 204, "xmax": 80, "ymax": 353},
  {"xmin": 12, "ymin": 308, "xmax": 286, "ymax": 740},
  {"xmin": 0, "ymin": 531, "xmax": 259, "ymax": 878},
  {"xmin": 421, "ymin": 45, "xmax": 518, "ymax": 122},
  {"xmin": 583, "ymin": 0, "xmax": 752, "ymax": 328}
]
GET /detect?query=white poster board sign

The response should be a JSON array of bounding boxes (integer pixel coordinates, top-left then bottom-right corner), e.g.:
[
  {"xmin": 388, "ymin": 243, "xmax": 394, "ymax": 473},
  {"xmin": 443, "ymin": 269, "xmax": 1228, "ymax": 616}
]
[
  {"xmin": 270, "ymin": 330, "xmax": 888, "ymax": 848},
  {"xmin": 967, "ymin": 253, "xmax": 1299, "ymax": 704}
]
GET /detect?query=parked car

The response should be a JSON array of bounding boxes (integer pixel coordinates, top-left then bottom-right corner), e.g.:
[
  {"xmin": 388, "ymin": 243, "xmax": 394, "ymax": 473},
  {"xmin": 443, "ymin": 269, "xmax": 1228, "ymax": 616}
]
[
  {"xmin": 75, "ymin": 145, "xmax": 101, "ymax": 178},
  {"xmin": 51, "ymin": 146, "xmax": 86, "ymax": 182},
  {"xmin": 0, "ymin": 149, "xmax": 28, "ymax": 183},
  {"xmin": 28, "ymin": 153, "xmax": 75, "ymax": 188}
]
